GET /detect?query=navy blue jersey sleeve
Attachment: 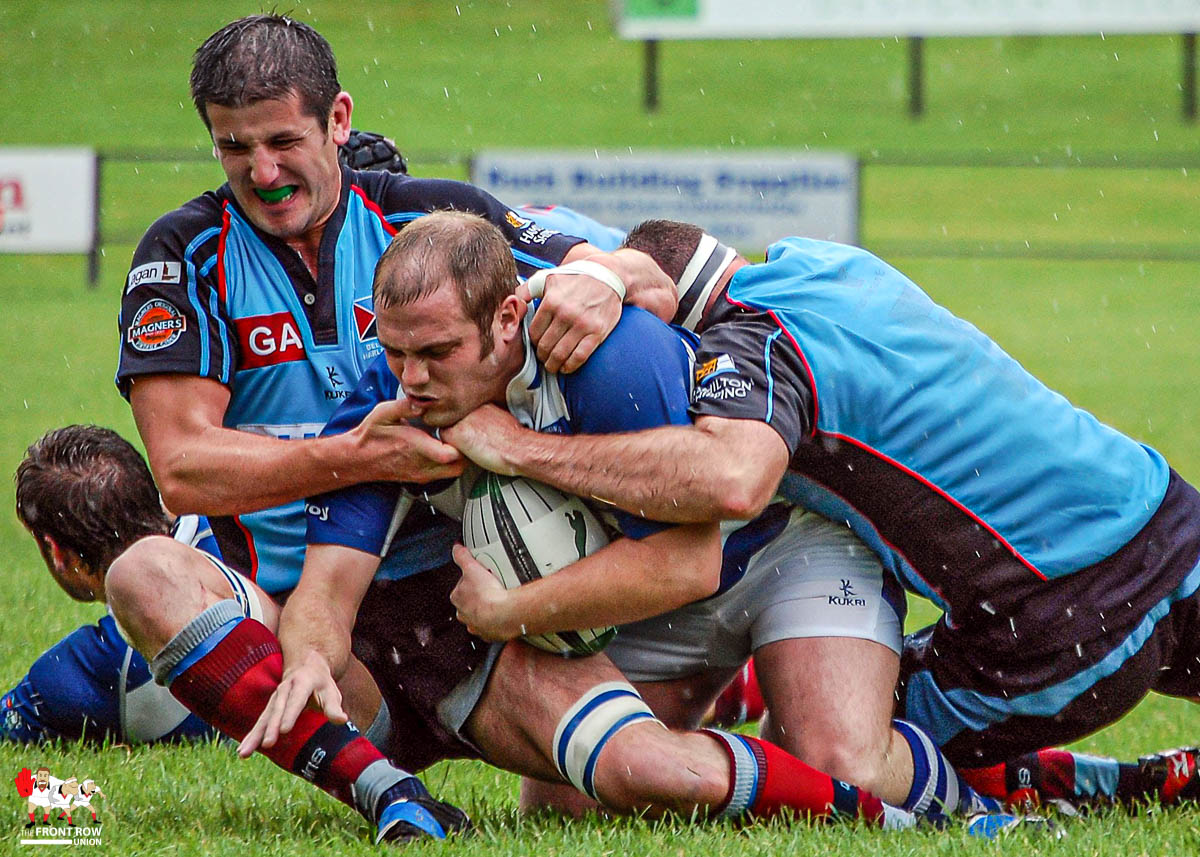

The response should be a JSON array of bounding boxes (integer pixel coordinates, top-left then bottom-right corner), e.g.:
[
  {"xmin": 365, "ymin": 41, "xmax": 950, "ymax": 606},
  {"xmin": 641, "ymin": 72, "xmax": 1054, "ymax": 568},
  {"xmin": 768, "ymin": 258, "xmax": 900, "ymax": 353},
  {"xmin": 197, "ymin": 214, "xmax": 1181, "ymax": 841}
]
[
  {"xmin": 560, "ymin": 307, "xmax": 697, "ymax": 539},
  {"xmin": 306, "ymin": 354, "xmax": 407, "ymax": 554},
  {"xmin": 115, "ymin": 192, "xmax": 233, "ymax": 399},
  {"xmin": 1, "ymin": 624, "xmax": 124, "ymax": 743},
  {"xmin": 356, "ymin": 173, "xmax": 583, "ymax": 277},
  {"xmin": 689, "ymin": 309, "xmax": 815, "ymax": 454},
  {"xmin": 517, "ymin": 205, "xmax": 626, "ymax": 252}
]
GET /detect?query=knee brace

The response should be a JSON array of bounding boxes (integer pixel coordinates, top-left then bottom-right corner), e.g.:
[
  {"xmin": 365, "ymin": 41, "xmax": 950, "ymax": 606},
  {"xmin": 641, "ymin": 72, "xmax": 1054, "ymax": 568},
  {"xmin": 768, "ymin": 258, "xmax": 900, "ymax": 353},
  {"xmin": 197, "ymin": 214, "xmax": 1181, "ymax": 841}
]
[{"xmin": 552, "ymin": 681, "xmax": 659, "ymax": 801}]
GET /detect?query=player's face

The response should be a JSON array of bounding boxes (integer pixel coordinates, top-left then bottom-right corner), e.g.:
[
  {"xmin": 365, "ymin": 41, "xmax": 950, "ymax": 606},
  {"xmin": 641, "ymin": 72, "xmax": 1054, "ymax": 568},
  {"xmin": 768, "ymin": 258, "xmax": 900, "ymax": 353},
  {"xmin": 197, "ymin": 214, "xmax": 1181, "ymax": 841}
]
[
  {"xmin": 207, "ymin": 91, "xmax": 351, "ymax": 247},
  {"xmin": 36, "ymin": 770, "xmax": 49, "ymax": 786},
  {"xmin": 376, "ymin": 284, "xmax": 522, "ymax": 427}
]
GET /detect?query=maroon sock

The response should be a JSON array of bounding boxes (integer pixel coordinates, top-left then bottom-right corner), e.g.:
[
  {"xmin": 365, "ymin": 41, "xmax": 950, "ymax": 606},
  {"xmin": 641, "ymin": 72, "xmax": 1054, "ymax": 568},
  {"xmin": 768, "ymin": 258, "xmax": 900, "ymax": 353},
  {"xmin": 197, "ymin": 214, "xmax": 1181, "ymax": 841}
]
[{"xmin": 161, "ymin": 614, "xmax": 391, "ymax": 813}]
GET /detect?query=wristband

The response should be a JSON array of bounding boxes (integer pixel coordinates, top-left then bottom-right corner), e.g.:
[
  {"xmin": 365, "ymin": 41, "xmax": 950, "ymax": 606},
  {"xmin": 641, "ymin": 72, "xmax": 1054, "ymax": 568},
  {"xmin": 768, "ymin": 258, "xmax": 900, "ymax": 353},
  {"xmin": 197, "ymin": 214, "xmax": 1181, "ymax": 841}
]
[{"xmin": 524, "ymin": 259, "xmax": 627, "ymax": 302}]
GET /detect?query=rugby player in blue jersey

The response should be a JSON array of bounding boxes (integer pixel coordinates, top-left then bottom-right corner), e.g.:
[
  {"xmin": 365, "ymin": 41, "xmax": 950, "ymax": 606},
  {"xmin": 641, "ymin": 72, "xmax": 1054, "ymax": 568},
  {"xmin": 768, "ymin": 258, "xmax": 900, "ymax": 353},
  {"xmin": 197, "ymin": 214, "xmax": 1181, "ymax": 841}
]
[
  {"xmin": 4, "ymin": 426, "xmax": 216, "ymax": 746},
  {"xmin": 105, "ymin": 13, "xmax": 678, "ymax": 845},
  {"xmin": 442, "ymin": 219, "xmax": 1200, "ymax": 812},
  {"xmin": 245, "ymin": 211, "xmax": 1046, "ymax": 831}
]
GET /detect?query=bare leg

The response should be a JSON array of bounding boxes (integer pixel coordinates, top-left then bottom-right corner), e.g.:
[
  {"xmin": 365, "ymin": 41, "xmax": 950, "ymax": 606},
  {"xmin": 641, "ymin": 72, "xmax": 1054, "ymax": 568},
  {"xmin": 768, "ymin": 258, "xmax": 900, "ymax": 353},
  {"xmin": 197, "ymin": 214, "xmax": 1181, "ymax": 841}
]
[
  {"xmin": 754, "ymin": 636, "xmax": 913, "ymax": 805},
  {"xmin": 518, "ymin": 667, "xmax": 739, "ymax": 815},
  {"xmin": 469, "ymin": 644, "xmax": 731, "ymax": 816},
  {"xmin": 105, "ymin": 535, "xmax": 380, "ymax": 728}
]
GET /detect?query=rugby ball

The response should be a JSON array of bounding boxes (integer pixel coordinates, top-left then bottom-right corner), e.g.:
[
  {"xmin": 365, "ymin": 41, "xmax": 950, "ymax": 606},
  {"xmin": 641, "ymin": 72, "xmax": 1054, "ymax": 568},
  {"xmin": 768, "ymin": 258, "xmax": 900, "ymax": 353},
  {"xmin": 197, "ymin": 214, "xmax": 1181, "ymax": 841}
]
[{"xmin": 462, "ymin": 472, "xmax": 616, "ymax": 656}]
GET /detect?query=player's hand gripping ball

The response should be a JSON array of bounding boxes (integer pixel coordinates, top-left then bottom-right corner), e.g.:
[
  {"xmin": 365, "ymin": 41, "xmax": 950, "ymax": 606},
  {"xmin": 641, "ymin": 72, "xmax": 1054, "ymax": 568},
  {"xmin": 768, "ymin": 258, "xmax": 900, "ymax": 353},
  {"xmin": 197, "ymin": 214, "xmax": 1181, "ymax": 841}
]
[{"xmin": 462, "ymin": 473, "xmax": 616, "ymax": 656}]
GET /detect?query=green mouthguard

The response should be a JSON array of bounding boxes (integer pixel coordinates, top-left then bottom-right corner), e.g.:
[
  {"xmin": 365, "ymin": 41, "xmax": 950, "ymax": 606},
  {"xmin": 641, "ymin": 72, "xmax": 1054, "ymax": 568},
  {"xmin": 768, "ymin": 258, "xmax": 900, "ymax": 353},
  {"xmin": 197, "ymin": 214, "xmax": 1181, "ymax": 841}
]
[{"xmin": 256, "ymin": 185, "xmax": 296, "ymax": 203}]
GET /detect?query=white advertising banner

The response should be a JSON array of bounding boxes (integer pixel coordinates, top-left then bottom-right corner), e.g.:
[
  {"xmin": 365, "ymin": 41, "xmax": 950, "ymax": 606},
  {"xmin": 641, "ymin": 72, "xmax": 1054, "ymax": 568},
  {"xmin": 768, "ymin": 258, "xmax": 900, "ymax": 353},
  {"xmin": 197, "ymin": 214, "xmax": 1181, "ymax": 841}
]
[
  {"xmin": 616, "ymin": 0, "xmax": 1200, "ymax": 39},
  {"xmin": 0, "ymin": 148, "xmax": 97, "ymax": 253},
  {"xmin": 473, "ymin": 150, "xmax": 858, "ymax": 249}
]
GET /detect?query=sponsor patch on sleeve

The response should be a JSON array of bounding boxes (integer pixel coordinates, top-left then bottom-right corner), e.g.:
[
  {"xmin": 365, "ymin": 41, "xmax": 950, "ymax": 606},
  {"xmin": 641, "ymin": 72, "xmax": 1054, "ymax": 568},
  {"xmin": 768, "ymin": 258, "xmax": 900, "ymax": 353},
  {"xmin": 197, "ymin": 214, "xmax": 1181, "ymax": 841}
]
[
  {"xmin": 127, "ymin": 299, "xmax": 186, "ymax": 352},
  {"xmin": 504, "ymin": 210, "xmax": 533, "ymax": 230},
  {"xmin": 695, "ymin": 353, "xmax": 738, "ymax": 386},
  {"xmin": 126, "ymin": 260, "xmax": 182, "ymax": 293}
]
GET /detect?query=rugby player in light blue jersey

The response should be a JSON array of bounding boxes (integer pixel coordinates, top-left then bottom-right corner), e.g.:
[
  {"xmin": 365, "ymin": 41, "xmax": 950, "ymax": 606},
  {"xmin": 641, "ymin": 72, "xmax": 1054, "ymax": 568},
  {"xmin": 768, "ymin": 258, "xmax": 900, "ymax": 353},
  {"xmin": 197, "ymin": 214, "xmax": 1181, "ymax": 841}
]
[
  {"xmin": 105, "ymin": 13, "xmax": 677, "ymax": 845},
  {"xmin": 442, "ymin": 219, "xmax": 1200, "ymax": 812},
  {"xmin": 250, "ymin": 211, "xmax": 1043, "ymax": 831}
]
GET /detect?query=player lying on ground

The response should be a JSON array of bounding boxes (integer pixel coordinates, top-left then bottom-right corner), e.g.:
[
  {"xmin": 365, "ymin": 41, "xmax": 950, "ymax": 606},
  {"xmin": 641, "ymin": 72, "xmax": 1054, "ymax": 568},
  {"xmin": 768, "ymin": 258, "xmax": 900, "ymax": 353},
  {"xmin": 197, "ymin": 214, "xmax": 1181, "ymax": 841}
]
[
  {"xmin": 441, "ymin": 218, "xmax": 1200, "ymax": 812},
  {"xmin": 12, "ymin": 425, "xmax": 468, "ymax": 844},
  {"xmin": 240, "ymin": 211, "xmax": 1054, "ymax": 834},
  {"xmin": 5, "ymin": 429, "xmax": 218, "ymax": 745}
]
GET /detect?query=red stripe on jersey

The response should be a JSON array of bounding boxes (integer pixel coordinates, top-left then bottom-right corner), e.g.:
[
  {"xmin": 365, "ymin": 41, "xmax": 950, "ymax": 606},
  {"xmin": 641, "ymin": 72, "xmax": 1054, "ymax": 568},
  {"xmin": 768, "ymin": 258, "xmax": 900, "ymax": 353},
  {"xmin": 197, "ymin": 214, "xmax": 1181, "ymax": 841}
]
[
  {"xmin": 723, "ymin": 293, "xmax": 821, "ymax": 436},
  {"xmin": 349, "ymin": 184, "xmax": 398, "ymax": 236},
  {"xmin": 826, "ymin": 431, "xmax": 1047, "ymax": 581},
  {"xmin": 217, "ymin": 204, "xmax": 232, "ymax": 305},
  {"xmin": 233, "ymin": 514, "xmax": 259, "ymax": 581}
]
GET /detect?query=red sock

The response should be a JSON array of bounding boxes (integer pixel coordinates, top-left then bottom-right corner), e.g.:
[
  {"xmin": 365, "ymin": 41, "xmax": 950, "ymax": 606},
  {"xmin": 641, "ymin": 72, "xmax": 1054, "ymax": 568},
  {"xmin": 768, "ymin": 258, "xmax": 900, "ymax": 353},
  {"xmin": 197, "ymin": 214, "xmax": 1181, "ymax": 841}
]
[
  {"xmin": 709, "ymin": 660, "xmax": 766, "ymax": 728},
  {"xmin": 165, "ymin": 616, "xmax": 389, "ymax": 812},
  {"xmin": 706, "ymin": 730, "xmax": 887, "ymax": 825}
]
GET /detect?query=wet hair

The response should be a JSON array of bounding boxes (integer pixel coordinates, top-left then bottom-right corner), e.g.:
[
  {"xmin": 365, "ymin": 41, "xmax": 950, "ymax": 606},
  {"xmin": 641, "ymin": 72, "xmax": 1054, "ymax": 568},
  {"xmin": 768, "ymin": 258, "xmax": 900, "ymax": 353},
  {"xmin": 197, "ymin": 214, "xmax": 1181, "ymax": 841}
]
[
  {"xmin": 15, "ymin": 425, "xmax": 170, "ymax": 575},
  {"xmin": 373, "ymin": 211, "xmax": 518, "ymax": 354},
  {"xmin": 620, "ymin": 219, "xmax": 706, "ymax": 284},
  {"xmin": 190, "ymin": 14, "xmax": 341, "ymax": 130}
]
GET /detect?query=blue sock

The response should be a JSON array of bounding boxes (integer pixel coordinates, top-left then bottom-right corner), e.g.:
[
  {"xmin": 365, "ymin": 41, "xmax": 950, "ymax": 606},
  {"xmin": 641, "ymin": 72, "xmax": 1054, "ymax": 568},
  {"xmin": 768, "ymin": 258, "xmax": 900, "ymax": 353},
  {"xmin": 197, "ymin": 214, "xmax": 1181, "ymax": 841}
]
[{"xmin": 894, "ymin": 719, "xmax": 1001, "ymax": 824}]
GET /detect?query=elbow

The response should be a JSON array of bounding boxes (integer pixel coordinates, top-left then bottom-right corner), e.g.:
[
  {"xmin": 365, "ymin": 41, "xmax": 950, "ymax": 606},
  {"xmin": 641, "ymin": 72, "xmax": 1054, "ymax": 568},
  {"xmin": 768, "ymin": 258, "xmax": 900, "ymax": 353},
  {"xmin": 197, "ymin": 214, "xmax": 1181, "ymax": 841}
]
[
  {"xmin": 155, "ymin": 470, "xmax": 203, "ymax": 516},
  {"xmin": 712, "ymin": 467, "xmax": 776, "ymax": 521}
]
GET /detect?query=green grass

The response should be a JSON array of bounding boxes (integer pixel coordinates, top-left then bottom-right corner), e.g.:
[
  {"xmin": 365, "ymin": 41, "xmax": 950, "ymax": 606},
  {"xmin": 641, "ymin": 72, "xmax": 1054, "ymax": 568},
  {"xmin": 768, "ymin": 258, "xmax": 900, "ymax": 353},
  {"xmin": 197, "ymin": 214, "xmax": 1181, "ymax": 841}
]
[{"xmin": 2, "ymin": 1, "xmax": 1199, "ymax": 853}]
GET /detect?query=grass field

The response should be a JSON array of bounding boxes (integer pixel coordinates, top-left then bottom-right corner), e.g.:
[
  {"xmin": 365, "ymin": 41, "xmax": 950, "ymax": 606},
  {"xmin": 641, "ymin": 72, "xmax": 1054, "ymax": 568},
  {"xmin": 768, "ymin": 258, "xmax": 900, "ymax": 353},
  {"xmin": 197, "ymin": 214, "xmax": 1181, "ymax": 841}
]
[{"xmin": 1, "ymin": 1, "xmax": 1198, "ymax": 854}]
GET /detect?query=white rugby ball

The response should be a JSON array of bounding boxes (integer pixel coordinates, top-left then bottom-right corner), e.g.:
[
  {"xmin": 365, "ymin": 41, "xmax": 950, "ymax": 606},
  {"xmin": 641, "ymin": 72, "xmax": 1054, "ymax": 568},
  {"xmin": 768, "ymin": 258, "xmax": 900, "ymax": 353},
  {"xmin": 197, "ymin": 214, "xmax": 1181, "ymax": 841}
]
[{"xmin": 462, "ymin": 472, "xmax": 616, "ymax": 656}]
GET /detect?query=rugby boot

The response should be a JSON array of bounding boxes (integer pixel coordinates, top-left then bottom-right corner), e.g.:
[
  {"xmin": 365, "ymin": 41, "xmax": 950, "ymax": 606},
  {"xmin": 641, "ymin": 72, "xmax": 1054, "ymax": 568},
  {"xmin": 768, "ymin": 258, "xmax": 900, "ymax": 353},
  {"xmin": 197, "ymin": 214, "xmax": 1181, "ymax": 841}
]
[
  {"xmin": 966, "ymin": 811, "xmax": 1062, "ymax": 839},
  {"xmin": 373, "ymin": 776, "xmax": 472, "ymax": 845},
  {"xmin": 1137, "ymin": 747, "xmax": 1200, "ymax": 805}
]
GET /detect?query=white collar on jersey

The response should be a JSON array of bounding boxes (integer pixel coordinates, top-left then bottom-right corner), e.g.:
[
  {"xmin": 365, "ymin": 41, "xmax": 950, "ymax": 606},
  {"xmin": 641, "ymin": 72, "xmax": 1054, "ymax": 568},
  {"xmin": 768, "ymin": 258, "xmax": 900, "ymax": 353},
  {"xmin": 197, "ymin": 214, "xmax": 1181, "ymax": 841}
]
[
  {"xmin": 673, "ymin": 234, "xmax": 737, "ymax": 331},
  {"xmin": 504, "ymin": 316, "xmax": 569, "ymax": 432}
]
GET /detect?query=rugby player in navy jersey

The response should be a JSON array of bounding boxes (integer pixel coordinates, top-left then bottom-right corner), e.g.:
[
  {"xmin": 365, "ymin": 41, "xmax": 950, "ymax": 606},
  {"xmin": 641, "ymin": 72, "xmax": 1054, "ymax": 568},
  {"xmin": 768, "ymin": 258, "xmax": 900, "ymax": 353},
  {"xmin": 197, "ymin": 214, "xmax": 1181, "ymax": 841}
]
[
  {"xmin": 245, "ymin": 210, "xmax": 1051, "ymax": 832},
  {"xmin": 106, "ymin": 12, "xmax": 680, "ymax": 845},
  {"xmin": 441, "ymin": 219, "xmax": 1200, "ymax": 812},
  {"xmin": 4, "ymin": 426, "xmax": 215, "ymax": 746}
]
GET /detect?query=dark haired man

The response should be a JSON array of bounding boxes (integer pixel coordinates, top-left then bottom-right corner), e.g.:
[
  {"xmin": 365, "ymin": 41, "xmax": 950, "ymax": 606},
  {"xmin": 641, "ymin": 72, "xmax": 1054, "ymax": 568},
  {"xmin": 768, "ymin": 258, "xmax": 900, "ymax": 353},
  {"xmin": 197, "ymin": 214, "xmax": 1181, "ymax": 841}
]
[
  {"xmin": 9, "ymin": 424, "xmax": 468, "ymax": 843},
  {"xmin": 2, "ymin": 131, "xmax": 397, "ymax": 749},
  {"xmin": 440, "ymin": 219, "xmax": 1200, "ymax": 812},
  {"xmin": 5, "ymin": 425, "xmax": 216, "ymax": 746},
  {"xmin": 110, "ymin": 12, "xmax": 674, "ymax": 844}
]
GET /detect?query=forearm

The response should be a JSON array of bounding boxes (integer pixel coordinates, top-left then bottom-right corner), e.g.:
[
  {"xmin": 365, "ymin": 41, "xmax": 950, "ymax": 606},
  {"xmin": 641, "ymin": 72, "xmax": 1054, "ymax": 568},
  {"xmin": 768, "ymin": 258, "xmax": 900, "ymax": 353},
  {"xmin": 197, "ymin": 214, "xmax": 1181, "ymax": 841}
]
[
  {"xmin": 276, "ymin": 584, "xmax": 356, "ymax": 682},
  {"xmin": 503, "ymin": 523, "xmax": 721, "ymax": 634},
  {"xmin": 502, "ymin": 427, "xmax": 736, "ymax": 523},
  {"xmin": 275, "ymin": 546, "xmax": 375, "ymax": 681},
  {"xmin": 149, "ymin": 425, "xmax": 370, "ymax": 516}
]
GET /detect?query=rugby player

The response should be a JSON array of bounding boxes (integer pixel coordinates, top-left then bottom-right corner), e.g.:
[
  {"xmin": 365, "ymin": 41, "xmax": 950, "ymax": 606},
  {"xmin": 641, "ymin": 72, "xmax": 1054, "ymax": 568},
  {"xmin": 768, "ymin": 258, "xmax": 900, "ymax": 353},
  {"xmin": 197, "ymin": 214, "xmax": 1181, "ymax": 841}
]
[
  {"xmin": 245, "ymin": 211, "xmax": 1023, "ymax": 831},
  {"xmin": 10, "ymin": 425, "xmax": 468, "ymax": 842},
  {"xmin": 2, "ymin": 132, "xmax": 399, "ymax": 749},
  {"xmin": 108, "ymin": 12, "xmax": 677, "ymax": 844},
  {"xmin": 441, "ymin": 219, "xmax": 1200, "ymax": 811},
  {"xmin": 5, "ymin": 427, "xmax": 216, "ymax": 745}
]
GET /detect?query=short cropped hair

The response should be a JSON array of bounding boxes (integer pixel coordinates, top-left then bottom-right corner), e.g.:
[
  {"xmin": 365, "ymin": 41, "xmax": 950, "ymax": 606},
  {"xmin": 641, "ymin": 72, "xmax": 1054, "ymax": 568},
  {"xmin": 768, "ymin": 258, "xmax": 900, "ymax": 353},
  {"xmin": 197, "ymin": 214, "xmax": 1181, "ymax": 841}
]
[
  {"xmin": 190, "ymin": 14, "xmax": 341, "ymax": 130},
  {"xmin": 15, "ymin": 425, "xmax": 170, "ymax": 575},
  {"xmin": 373, "ymin": 211, "xmax": 518, "ymax": 354},
  {"xmin": 621, "ymin": 219, "xmax": 706, "ymax": 284}
]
